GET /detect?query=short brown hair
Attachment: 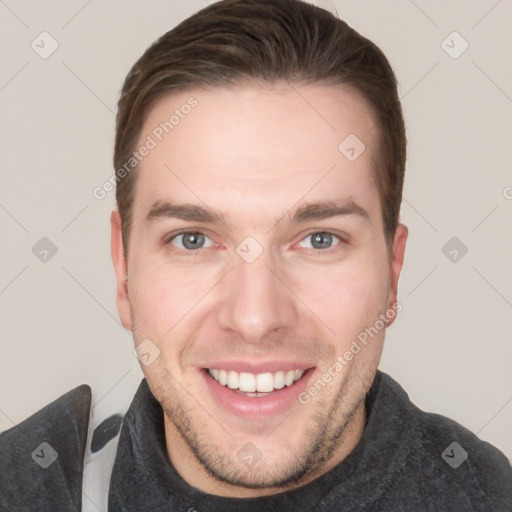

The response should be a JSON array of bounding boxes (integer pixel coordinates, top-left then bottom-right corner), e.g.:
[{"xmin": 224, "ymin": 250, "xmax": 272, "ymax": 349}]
[{"xmin": 114, "ymin": 0, "xmax": 406, "ymax": 256}]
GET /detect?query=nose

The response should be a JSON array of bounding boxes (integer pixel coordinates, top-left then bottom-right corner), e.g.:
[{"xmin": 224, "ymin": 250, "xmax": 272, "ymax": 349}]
[{"xmin": 217, "ymin": 244, "xmax": 299, "ymax": 345}]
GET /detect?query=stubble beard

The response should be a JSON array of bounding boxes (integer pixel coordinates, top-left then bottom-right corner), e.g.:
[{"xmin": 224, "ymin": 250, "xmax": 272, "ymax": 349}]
[{"xmin": 154, "ymin": 365, "xmax": 376, "ymax": 492}]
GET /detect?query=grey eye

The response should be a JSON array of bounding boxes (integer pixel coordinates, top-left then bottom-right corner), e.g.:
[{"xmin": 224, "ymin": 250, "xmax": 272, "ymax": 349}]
[
  {"xmin": 171, "ymin": 232, "xmax": 214, "ymax": 250},
  {"xmin": 299, "ymin": 232, "xmax": 340, "ymax": 250}
]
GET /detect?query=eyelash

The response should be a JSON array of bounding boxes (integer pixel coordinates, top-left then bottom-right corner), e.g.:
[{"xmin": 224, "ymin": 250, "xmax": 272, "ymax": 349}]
[{"xmin": 163, "ymin": 230, "xmax": 345, "ymax": 256}]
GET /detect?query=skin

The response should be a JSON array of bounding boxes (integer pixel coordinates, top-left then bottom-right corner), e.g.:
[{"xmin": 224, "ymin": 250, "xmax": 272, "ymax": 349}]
[{"xmin": 111, "ymin": 82, "xmax": 408, "ymax": 498}]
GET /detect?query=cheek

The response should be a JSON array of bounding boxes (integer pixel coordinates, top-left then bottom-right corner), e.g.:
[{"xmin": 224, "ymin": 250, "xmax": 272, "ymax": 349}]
[
  {"xmin": 129, "ymin": 272, "xmax": 191, "ymax": 379},
  {"xmin": 296, "ymin": 257, "xmax": 389, "ymax": 339},
  {"xmin": 129, "ymin": 256, "xmax": 217, "ymax": 340},
  {"xmin": 130, "ymin": 273, "xmax": 184, "ymax": 334}
]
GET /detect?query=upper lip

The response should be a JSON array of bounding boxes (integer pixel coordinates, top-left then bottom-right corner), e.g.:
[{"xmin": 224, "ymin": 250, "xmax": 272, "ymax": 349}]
[{"xmin": 200, "ymin": 360, "xmax": 315, "ymax": 373}]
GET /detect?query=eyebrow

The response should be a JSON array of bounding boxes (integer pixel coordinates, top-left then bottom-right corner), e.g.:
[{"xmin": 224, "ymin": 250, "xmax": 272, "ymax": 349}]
[
  {"xmin": 145, "ymin": 199, "xmax": 370, "ymax": 226},
  {"xmin": 289, "ymin": 200, "xmax": 370, "ymax": 223}
]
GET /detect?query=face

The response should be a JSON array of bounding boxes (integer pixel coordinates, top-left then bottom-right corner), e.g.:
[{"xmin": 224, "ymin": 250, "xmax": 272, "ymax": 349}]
[{"xmin": 111, "ymin": 82, "xmax": 407, "ymax": 497}]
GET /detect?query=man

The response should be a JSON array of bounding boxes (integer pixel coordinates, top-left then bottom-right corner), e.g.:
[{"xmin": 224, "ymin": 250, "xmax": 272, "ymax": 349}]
[{"xmin": 1, "ymin": 0, "xmax": 511, "ymax": 510}]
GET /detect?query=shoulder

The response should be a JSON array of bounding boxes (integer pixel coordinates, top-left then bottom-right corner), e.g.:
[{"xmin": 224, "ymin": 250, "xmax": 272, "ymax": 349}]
[
  {"xmin": 417, "ymin": 408, "xmax": 511, "ymax": 502},
  {"xmin": 0, "ymin": 384, "xmax": 92, "ymax": 511},
  {"xmin": 389, "ymin": 377, "xmax": 512, "ymax": 510}
]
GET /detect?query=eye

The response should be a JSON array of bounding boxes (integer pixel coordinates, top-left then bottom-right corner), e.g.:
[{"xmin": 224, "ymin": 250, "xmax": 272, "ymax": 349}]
[
  {"xmin": 167, "ymin": 231, "xmax": 215, "ymax": 251},
  {"xmin": 298, "ymin": 231, "xmax": 341, "ymax": 251}
]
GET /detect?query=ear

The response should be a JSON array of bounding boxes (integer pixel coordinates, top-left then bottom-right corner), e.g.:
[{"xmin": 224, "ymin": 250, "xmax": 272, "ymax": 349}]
[
  {"xmin": 386, "ymin": 223, "xmax": 408, "ymax": 327},
  {"xmin": 111, "ymin": 210, "xmax": 133, "ymax": 331}
]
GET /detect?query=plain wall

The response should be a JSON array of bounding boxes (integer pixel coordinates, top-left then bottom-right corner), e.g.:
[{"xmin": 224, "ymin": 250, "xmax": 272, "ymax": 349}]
[{"xmin": 1, "ymin": 0, "xmax": 511, "ymax": 461}]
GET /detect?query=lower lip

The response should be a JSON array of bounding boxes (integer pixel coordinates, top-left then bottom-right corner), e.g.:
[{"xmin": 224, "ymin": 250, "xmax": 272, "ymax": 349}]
[{"xmin": 201, "ymin": 369, "xmax": 314, "ymax": 419}]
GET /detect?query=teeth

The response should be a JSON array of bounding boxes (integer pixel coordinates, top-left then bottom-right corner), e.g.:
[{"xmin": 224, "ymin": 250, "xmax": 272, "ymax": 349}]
[
  {"xmin": 227, "ymin": 370, "xmax": 238, "ymax": 389},
  {"xmin": 239, "ymin": 372, "xmax": 256, "ymax": 392},
  {"xmin": 208, "ymin": 368, "xmax": 305, "ymax": 393},
  {"xmin": 274, "ymin": 371, "xmax": 285, "ymax": 390},
  {"xmin": 256, "ymin": 372, "xmax": 274, "ymax": 393}
]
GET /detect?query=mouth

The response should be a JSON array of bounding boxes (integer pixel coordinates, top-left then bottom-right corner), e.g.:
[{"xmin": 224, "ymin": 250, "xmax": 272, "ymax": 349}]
[
  {"xmin": 201, "ymin": 365, "xmax": 314, "ymax": 419},
  {"xmin": 206, "ymin": 368, "xmax": 306, "ymax": 396}
]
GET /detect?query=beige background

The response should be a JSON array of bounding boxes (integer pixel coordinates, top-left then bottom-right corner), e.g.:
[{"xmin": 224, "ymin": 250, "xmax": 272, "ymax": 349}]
[{"xmin": 1, "ymin": 0, "xmax": 511, "ymax": 462}]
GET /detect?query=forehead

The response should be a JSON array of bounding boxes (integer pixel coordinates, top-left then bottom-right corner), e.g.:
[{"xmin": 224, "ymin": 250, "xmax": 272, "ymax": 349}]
[{"xmin": 132, "ymin": 82, "xmax": 380, "ymax": 226}]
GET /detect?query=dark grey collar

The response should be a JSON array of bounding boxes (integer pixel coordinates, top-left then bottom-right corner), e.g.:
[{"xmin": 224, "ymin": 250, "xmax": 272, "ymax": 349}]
[{"xmin": 0, "ymin": 384, "xmax": 92, "ymax": 511}]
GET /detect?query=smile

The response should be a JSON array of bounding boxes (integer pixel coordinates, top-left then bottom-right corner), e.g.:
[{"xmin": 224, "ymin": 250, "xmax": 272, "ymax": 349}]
[
  {"xmin": 207, "ymin": 368, "xmax": 306, "ymax": 396},
  {"xmin": 200, "ymin": 361, "xmax": 315, "ymax": 418}
]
